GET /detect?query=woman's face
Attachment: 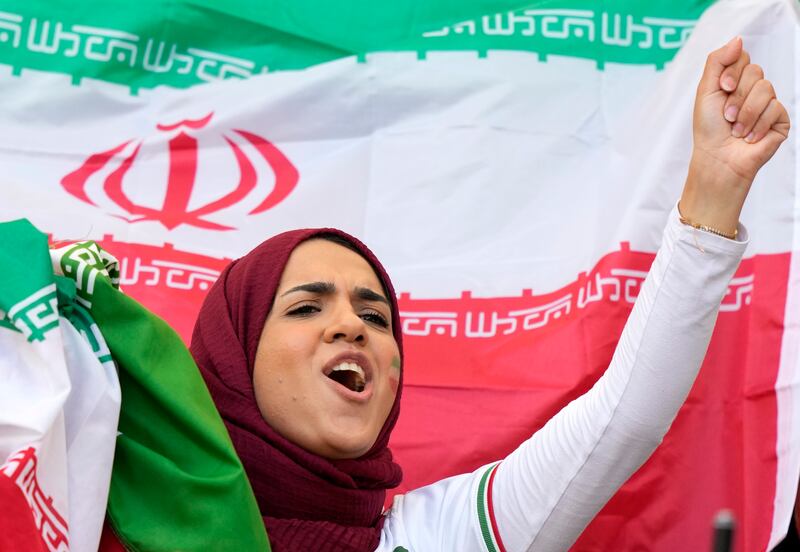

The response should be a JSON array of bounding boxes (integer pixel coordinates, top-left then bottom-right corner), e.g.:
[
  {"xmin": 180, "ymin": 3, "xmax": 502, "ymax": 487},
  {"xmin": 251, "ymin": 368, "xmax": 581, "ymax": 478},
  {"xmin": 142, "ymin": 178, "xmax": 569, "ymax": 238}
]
[{"xmin": 253, "ymin": 238, "xmax": 401, "ymax": 459}]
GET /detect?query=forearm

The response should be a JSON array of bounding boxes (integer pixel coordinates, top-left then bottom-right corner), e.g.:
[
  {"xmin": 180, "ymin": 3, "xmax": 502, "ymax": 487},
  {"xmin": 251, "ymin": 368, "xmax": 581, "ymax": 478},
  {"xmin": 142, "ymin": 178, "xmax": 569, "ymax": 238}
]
[{"xmin": 491, "ymin": 208, "xmax": 747, "ymax": 552}]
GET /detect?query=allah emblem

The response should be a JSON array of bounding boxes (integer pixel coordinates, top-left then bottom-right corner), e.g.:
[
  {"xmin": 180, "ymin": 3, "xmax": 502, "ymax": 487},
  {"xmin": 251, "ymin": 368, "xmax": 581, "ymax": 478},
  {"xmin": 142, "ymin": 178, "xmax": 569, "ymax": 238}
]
[{"xmin": 61, "ymin": 112, "xmax": 298, "ymax": 230}]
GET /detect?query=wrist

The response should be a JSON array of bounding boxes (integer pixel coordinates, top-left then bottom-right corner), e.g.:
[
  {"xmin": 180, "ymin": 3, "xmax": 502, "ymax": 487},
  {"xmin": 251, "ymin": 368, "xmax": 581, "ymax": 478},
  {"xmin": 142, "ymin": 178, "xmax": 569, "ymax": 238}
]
[{"xmin": 679, "ymin": 151, "xmax": 750, "ymax": 236}]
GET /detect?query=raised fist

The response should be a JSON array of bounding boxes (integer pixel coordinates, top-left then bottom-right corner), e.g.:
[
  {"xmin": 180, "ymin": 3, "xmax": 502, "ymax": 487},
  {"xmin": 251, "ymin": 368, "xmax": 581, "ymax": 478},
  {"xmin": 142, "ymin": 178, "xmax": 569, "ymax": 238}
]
[{"xmin": 680, "ymin": 37, "xmax": 790, "ymax": 237}]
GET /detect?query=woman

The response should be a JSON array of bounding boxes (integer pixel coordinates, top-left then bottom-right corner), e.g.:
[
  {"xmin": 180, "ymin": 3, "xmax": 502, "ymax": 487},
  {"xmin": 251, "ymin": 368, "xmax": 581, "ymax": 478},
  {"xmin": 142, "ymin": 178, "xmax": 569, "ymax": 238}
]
[{"xmin": 190, "ymin": 38, "xmax": 788, "ymax": 551}]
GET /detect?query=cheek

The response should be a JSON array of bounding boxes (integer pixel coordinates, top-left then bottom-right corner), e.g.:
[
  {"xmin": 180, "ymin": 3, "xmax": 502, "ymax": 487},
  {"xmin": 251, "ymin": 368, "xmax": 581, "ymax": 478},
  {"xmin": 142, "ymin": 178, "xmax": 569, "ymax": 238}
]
[
  {"xmin": 253, "ymin": 328, "xmax": 317, "ymax": 401},
  {"xmin": 253, "ymin": 334, "xmax": 315, "ymax": 424},
  {"xmin": 264, "ymin": 331, "xmax": 315, "ymax": 368},
  {"xmin": 387, "ymin": 354, "xmax": 401, "ymax": 395},
  {"xmin": 388, "ymin": 369, "xmax": 400, "ymax": 394}
]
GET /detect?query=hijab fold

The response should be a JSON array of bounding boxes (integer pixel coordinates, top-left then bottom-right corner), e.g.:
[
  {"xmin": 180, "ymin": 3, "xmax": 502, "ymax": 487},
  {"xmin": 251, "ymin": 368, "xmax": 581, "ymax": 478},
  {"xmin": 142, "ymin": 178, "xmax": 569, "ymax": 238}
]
[{"xmin": 191, "ymin": 229, "xmax": 403, "ymax": 552}]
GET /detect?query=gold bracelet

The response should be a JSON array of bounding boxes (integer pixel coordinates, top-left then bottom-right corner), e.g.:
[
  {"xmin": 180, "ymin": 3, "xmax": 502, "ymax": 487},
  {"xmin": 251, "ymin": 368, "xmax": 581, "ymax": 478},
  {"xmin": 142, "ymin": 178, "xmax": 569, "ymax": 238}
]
[{"xmin": 677, "ymin": 204, "xmax": 738, "ymax": 240}]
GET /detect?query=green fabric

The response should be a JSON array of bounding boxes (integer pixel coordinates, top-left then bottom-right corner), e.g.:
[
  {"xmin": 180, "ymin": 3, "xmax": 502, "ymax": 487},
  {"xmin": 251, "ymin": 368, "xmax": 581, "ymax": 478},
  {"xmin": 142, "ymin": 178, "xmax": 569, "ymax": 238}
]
[
  {"xmin": 0, "ymin": 0, "xmax": 715, "ymax": 92},
  {"xmin": 0, "ymin": 220, "xmax": 269, "ymax": 552},
  {"xmin": 0, "ymin": 219, "xmax": 58, "ymax": 341}
]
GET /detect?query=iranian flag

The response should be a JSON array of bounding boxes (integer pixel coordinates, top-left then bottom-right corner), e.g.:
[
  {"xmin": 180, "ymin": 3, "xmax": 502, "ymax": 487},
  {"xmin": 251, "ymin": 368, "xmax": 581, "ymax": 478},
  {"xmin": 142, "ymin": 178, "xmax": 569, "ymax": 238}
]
[{"xmin": 1, "ymin": 0, "xmax": 799, "ymax": 550}]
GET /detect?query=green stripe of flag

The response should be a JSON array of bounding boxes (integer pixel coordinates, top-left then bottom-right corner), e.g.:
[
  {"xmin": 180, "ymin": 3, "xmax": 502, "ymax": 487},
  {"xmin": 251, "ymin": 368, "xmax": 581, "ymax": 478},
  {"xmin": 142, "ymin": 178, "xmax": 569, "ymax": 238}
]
[
  {"xmin": 0, "ymin": 219, "xmax": 59, "ymax": 342},
  {"xmin": 0, "ymin": 0, "xmax": 714, "ymax": 93}
]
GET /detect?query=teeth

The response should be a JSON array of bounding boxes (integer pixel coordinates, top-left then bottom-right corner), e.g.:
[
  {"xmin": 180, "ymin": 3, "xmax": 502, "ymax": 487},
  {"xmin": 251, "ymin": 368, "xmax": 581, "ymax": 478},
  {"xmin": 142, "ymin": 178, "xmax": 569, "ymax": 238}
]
[
  {"xmin": 329, "ymin": 362, "xmax": 367, "ymax": 392},
  {"xmin": 331, "ymin": 362, "xmax": 365, "ymax": 379}
]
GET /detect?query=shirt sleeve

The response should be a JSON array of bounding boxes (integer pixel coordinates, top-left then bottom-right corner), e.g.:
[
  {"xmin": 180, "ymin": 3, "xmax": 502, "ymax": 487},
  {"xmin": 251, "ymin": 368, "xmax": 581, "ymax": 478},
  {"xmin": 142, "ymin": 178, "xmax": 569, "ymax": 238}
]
[
  {"xmin": 378, "ymin": 206, "xmax": 747, "ymax": 552},
  {"xmin": 491, "ymin": 206, "xmax": 748, "ymax": 551}
]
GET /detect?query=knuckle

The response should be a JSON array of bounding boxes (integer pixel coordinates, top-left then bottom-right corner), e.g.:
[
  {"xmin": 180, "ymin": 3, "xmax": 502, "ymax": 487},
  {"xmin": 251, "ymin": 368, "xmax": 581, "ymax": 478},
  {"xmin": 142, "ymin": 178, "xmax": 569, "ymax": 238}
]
[{"xmin": 750, "ymin": 64, "xmax": 764, "ymax": 79}]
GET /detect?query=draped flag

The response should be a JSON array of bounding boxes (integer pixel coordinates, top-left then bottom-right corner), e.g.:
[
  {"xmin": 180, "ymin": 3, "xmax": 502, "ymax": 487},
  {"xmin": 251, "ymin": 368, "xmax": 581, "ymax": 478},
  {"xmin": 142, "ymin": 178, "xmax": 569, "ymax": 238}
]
[
  {"xmin": 48, "ymin": 237, "xmax": 269, "ymax": 552},
  {"xmin": 0, "ymin": 221, "xmax": 269, "ymax": 551},
  {"xmin": 1, "ymin": 0, "xmax": 799, "ymax": 550},
  {"xmin": 0, "ymin": 220, "xmax": 121, "ymax": 552}
]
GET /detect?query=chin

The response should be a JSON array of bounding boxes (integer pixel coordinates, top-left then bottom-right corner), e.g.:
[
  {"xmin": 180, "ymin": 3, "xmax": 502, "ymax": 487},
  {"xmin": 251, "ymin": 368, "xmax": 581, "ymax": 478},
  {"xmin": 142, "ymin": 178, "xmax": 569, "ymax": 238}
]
[{"xmin": 318, "ymin": 430, "xmax": 377, "ymax": 460}]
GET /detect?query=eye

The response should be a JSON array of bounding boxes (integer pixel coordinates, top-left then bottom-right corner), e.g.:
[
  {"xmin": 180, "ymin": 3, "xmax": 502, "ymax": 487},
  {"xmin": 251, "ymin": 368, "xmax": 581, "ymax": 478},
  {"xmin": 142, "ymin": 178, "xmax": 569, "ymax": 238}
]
[
  {"xmin": 361, "ymin": 309, "xmax": 389, "ymax": 328},
  {"xmin": 286, "ymin": 303, "xmax": 320, "ymax": 317}
]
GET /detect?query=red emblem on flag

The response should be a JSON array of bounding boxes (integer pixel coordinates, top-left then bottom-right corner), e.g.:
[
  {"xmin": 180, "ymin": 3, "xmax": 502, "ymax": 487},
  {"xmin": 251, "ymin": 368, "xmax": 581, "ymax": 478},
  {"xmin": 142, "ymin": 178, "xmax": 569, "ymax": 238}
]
[{"xmin": 61, "ymin": 113, "xmax": 298, "ymax": 230}]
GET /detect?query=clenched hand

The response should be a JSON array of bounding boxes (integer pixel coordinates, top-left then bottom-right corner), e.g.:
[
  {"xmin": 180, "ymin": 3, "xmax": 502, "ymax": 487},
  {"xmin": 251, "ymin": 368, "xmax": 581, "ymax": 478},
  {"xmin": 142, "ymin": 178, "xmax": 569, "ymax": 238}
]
[{"xmin": 679, "ymin": 36, "xmax": 790, "ymax": 237}]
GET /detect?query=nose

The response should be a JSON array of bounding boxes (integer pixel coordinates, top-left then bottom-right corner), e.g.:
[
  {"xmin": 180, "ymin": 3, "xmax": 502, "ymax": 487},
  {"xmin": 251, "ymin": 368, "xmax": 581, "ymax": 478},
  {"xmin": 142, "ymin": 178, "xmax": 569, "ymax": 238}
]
[{"xmin": 323, "ymin": 305, "xmax": 367, "ymax": 345}]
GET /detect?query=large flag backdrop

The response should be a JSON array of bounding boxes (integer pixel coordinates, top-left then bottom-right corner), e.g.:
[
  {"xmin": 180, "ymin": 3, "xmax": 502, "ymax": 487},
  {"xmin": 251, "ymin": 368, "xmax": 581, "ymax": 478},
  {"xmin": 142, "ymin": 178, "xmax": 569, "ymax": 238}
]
[{"xmin": 1, "ymin": 0, "xmax": 799, "ymax": 550}]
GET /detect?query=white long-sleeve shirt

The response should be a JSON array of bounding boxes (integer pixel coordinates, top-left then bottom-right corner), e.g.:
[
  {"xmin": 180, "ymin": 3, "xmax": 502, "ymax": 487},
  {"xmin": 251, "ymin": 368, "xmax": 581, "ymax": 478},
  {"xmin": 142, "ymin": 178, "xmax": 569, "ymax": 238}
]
[{"xmin": 377, "ymin": 207, "xmax": 748, "ymax": 552}]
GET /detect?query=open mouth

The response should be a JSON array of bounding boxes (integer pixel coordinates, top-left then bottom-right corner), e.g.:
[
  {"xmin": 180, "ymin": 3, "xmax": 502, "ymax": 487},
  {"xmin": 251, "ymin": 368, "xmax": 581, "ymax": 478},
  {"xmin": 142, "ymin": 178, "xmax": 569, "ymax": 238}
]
[{"xmin": 326, "ymin": 362, "xmax": 367, "ymax": 393}]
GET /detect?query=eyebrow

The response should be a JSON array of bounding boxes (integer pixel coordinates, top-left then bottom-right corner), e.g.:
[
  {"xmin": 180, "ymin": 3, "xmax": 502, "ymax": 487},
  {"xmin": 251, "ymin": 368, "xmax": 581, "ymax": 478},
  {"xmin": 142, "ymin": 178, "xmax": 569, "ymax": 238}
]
[
  {"xmin": 282, "ymin": 281, "xmax": 334, "ymax": 297},
  {"xmin": 281, "ymin": 281, "xmax": 390, "ymax": 306},
  {"xmin": 354, "ymin": 286, "xmax": 390, "ymax": 305}
]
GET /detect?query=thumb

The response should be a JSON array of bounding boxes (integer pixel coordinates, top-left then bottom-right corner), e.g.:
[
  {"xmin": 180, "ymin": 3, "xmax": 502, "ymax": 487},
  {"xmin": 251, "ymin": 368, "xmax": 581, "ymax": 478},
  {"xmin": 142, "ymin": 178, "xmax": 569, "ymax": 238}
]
[{"xmin": 696, "ymin": 36, "xmax": 743, "ymax": 97}]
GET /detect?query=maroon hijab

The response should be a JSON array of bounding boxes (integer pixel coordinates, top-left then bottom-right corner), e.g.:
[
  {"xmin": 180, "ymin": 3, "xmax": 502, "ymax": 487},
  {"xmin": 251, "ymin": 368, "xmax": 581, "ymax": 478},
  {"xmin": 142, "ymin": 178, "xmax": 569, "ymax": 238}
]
[{"xmin": 190, "ymin": 228, "xmax": 403, "ymax": 552}]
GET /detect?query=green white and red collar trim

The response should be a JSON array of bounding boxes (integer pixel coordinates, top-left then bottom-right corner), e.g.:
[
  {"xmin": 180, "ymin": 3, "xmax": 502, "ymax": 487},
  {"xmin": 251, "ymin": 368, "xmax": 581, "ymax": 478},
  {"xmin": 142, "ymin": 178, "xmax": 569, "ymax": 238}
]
[{"xmin": 477, "ymin": 462, "xmax": 507, "ymax": 552}]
